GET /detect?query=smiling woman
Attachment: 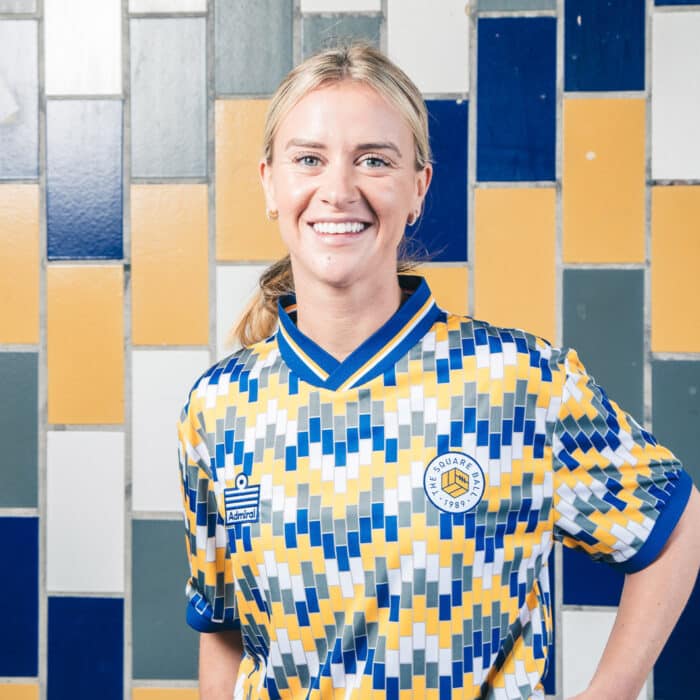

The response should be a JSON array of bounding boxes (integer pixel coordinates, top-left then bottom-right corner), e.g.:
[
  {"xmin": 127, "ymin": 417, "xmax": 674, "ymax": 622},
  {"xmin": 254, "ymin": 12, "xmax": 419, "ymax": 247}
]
[{"xmin": 177, "ymin": 43, "xmax": 700, "ymax": 700}]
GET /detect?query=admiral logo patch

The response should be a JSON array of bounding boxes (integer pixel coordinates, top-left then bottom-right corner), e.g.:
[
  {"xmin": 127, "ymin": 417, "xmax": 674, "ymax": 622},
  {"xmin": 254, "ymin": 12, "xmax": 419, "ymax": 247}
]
[
  {"xmin": 423, "ymin": 451, "xmax": 485, "ymax": 514},
  {"xmin": 224, "ymin": 473, "xmax": 260, "ymax": 524}
]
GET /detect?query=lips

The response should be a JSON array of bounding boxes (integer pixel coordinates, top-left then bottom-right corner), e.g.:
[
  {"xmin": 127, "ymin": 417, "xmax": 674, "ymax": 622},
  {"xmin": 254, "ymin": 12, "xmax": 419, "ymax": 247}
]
[{"xmin": 312, "ymin": 221, "xmax": 369, "ymax": 234}]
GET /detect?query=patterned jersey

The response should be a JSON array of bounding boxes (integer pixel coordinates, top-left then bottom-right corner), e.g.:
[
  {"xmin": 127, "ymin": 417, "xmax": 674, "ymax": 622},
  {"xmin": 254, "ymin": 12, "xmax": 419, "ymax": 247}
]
[{"xmin": 177, "ymin": 275, "xmax": 691, "ymax": 700}]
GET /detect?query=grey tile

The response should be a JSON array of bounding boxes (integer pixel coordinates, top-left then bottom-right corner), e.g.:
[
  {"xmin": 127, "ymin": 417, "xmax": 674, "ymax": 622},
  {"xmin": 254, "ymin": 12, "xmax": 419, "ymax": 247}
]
[
  {"xmin": 302, "ymin": 14, "xmax": 381, "ymax": 59},
  {"xmin": 0, "ymin": 353, "xmax": 37, "ymax": 507},
  {"xmin": 0, "ymin": 1, "xmax": 36, "ymax": 11},
  {"xmin": 478, "ymin": 0, "xmax": 556, "ymax": 10},
  {"xmin": 652, "ymin": 361, "xmax": 700, "ymax": 486},
  {"xmin": 0, "ymin": 20, "xmax": 38, "ymax": 179},
  {"xmin": 216, "ymin": 0, "xmax": 293, "ymax": 95},
  {"xmin": 132, "ymin": 519, "xmax": 199, "ymax": 679},
  {"xmin": 131, "ymin": 17, "xmax": 206, "ymax": 177},
  {"xmin": 563, "ymin": 269, "xmax": 644, "ymax": 423}
]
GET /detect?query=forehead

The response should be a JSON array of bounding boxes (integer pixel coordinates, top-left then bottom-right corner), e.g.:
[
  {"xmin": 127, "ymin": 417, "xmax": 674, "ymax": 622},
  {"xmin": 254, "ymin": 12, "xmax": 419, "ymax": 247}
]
[{"xmin": 275, "ymin": 80, "xmax": 414, "ymax": 148}]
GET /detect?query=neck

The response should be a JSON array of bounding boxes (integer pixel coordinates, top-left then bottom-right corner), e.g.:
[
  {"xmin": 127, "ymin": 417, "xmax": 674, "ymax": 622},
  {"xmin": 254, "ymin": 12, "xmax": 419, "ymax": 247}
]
[{"xmin": 292, "ymin": 274, "xmax": 403, "ymax": 362}]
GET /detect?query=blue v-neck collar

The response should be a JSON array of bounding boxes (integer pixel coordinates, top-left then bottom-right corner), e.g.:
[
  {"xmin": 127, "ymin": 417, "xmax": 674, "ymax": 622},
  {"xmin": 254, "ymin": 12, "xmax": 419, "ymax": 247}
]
[{"xmin": 276, "ymin": 275, "xmax": 442, "ymax": 391}]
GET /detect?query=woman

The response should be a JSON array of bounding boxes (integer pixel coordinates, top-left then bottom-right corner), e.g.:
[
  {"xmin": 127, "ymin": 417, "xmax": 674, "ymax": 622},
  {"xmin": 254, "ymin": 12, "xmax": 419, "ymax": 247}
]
[{"xmin": 178, "ymin": 44, "xmax": 700, "ymax": 699}]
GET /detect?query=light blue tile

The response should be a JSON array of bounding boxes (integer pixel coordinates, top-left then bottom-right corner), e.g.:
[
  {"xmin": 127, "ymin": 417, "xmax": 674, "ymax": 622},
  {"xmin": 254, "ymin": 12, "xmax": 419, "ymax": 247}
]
[
  {"xmin": 302, "ymin": 14, "xmax": 381, "ymax": 59},
  {"xmin": 0, "ymin": 0, "xmax": 36, "ymax": 11},
  {"xmin": 132, "ymin": 519, "xmax": 199, "ymax": 679},
  {"xmin": 215, "ymin": 0, "xmax": 293, "ymax": 95},
  {"xmin": 47, "ymin": 99, "xmax": 123, "ymax": 259},
  {"xmin": 652, "ymin": 360, "xmax": 700, "ymax": 486},
  {"xmin": 0, "ymin": 20, "xmax": 38, "ymax": 179},
  {"xmin": 0, "ymin": 353, "xmax": 37, "ymax": 507},
  {"xmin": 131, "ymin": 18, "xmax": 206, "ymax": 177},
  {"xmin": 563, "ymin": 269, "xmax": 644, "ymax": 423}
]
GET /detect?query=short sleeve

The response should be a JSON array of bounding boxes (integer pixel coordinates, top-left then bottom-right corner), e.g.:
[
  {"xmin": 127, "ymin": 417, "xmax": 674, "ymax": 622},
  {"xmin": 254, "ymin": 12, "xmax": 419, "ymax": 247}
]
[
  {"xmin": 552, "ymin": 349, "xmax": 693, "ymax": 573},
  {"xmin": 178, "ymin": 386, "xmax": 239, "ymax": 632}
]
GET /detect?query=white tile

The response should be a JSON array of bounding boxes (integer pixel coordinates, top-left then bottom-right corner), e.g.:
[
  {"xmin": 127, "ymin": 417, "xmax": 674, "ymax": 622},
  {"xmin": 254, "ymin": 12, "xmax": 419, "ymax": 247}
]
[
  {"xmin": 129, "ymin": 0, "xmax": 206, "ymax": 12},
  {"xmin": 217, "ymin": 264, "xmax": 267, "ymax": 359},
  {"xmin": 387, "ymin": 0, "xmax": 469, "ymax": 94},
  {"xmin": 47, "ymin": 431, "xmax": 125, "ymax": 593},
  {"xmin": 45, "ymin": 0, "xmax": 121, "ymax": 95},
  {"xmin": 652, "ymin": 12, "xmax": 700, "ymax": 180},
  {"xmin": 132, "ymin": 350, "xmax": 210, "ymax": 512},
  {"xmin": 301, "ymin": 0, "xmax": 381, "ymax": 11},
  {"xmin": 562, "ymin": 609, "xmax": 648, "ymax": 700}
]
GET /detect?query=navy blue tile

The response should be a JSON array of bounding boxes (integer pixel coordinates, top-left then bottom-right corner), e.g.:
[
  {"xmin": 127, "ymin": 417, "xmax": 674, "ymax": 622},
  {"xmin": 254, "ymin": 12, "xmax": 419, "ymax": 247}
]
[
  {"xmin": 476, "ymin": 17, "xmax": 556, "ymax": 182},
  {"xmin": 0, "ymin": 517, "xmax": 38, "ymax": 676},
  {"xmin": 542, "ymin": 548, "xmax": 556, "ymax": 695},
  {"xmin": 412, "ymin": 100, "xmax": 468, "ymax": 262},
  {"xmin": 564, "ymin": 0, "xmax": 645, "ymax": 92},
  {"xmin": 47, "ymin": 100, "xmax": 122, "ymax": 260},
  {"xmin": 0, "ymin": 352, "xmax": 37, "ymax": 507},
  {"xmin": 563, "ymin": 269, "xmax": 644, "ymax": 423},
  {"xmin": 132, "ymin": 519, "xmax": 199, "ymax": 679},
  {"xmin": 562, "ymin": 547, "xmax": 624, "ymax": 606},
  {"xmin": 48, "ymin": 596, "xmax": 123, "ymax": 700},
  {"xmin": 652, "ymin": 361, "xmax": 700, "ymax": 486},
  {"xmin": 654, "ymin": 578, "xmax": 700, "ymax": 700}
]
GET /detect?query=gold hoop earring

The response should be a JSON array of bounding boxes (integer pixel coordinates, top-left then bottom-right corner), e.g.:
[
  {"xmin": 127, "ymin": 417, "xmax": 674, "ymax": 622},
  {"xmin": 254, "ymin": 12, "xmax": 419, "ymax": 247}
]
[{"xmin": 266, "ymin": 209, "xmax": 279, "ymax": 221}]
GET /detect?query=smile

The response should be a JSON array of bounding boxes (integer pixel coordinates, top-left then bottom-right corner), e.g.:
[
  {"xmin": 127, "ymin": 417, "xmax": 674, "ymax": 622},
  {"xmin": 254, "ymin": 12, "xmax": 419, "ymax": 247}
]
[{"xmin": 312, "ymin": 221, "xmax": 369, "ymax": 234}]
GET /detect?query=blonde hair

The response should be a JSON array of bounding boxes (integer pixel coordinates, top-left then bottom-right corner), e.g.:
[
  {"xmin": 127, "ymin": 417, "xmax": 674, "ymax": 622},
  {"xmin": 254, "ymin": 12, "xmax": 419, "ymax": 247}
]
[{"xmin": 233, "ymin": 43, "xmax": 432, "ymax": 349}]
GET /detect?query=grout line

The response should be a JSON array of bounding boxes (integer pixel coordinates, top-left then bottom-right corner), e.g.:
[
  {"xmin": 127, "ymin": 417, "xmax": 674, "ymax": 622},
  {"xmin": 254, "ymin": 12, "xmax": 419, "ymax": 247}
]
[
  {"xmin": 131, "ymin": 176, "xmax": 209, "ymax": 184},
  {"xmin": 46, "ymin": 424, "xmax": 127, "ymax": 431},
  {"xmin": 0, "ymin": 677, "xmax": 40, "ymax": 684},
  {"xmin": 0, "ymin": 507, "xmax": 39, "ymax": 516},
  {"xmin": 0, "ymin": 344, "xmax": 39, "ymax": 352},
  {"xmin": 478, "ymin": 10, "xmax": 556, "ymax": 18},
  {"xmin": 467, "ymin": 7, "xmax": 477, "ymax": 319},
  {"xmin": 651, "ymin": 179, "xmax": 700, "ymax": 186},
  {"xmin": 563, "ymin": 90, "xmax": 647, "ymax": 98},
  {"xmin": 652, "ymin": 352, "xmax": 700, "ymax": 361},
  {"xmin": 293, "ymin": 0, "xmax": 303, "ymax": 65},
  {"xmin": 653, "ymin": 3, "xmax": 700, "ymax": 11},
  {"xmin": 379, "ymin": 0, "xmax": 386, "ymax": 53},
  {"xmin": 128, "ymin": 11, "xmax": 206, "ymax": 18},
  {"xmin": 562, "ymin": 263, "xmax": 646, "ymax": 270},
  {"xmin": 46, "ymin": 590, "xmax": 126, "ymax": 599},
  {"xmin": 475, "ymin": 180, "xmax": 557, "ymax": 188},
  {"xmin": 131, "ymin": 511, "xmax": 183, "ymax": 520},
  {"xmin": 43, "ymin": 93, "xmax": 123, "ymax": 100},
  {"xmin": 131, "ymin": 679, "xmax": 199, "ymax": 688},
  {"xmin": 121, "ymin": 1, "xmax": 133, "ymax": 698},
  {"xmin": 207, "ymin": 0, "xmax": 217, "ymax": 370}
]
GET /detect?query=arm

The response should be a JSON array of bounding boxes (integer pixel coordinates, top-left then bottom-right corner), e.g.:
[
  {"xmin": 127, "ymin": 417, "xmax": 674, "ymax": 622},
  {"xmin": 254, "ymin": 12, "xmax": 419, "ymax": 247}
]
[
  {"xmin": 568, "ymin": 486, "xmax": 700, "ymax": 700},
  {"xmin": 199, "ymin": 628, "xmax": 244, "ymax": 700}
]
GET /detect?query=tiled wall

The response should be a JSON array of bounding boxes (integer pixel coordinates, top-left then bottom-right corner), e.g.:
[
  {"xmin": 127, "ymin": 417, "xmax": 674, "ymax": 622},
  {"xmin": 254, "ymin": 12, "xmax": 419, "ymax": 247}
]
[{"xmin": 1, "ymin": 1, "xmax": 698, "ymax": 698}]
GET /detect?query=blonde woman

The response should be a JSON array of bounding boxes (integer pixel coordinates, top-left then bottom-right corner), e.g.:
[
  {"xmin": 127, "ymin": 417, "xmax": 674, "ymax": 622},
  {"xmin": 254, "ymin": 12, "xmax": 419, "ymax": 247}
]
[{"xmin": 178, "ymin": 44, "xmax": 700, "ymax": 700}]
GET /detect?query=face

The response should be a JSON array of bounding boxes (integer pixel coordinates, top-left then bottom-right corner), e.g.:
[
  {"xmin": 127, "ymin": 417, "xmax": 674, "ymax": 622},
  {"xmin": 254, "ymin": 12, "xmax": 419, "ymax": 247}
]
[{"xmin": 260, "ymin": 80, "xmax": 432, "ymax": 293}]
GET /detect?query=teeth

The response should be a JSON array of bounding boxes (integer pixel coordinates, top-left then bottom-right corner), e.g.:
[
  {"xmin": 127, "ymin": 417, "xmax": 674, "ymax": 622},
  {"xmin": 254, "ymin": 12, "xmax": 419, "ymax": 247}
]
[{"xmin": 313, "ymin": 221, "xmax": 367, "ymax": 234}]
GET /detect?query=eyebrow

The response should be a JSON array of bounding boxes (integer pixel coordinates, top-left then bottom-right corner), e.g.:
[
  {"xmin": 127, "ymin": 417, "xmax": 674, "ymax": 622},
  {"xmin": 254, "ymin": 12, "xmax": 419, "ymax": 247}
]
[{"xmin": 284, "ymin": 138, "xmax": 403, "ymax": 158}]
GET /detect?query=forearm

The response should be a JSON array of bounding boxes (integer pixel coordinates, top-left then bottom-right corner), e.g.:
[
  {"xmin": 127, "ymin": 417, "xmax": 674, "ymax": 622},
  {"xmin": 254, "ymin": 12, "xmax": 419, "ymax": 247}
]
[
  {"xmin": 577, "ymin": 487, "xmax": 700, "ymax": 700},
  {"xmin": 199, "ymin": 628, "xmax": 244, "ymax": 700}
]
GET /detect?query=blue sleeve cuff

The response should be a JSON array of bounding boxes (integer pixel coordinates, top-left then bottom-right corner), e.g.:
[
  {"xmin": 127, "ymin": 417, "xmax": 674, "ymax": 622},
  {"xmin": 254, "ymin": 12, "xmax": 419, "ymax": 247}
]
[
  {"xmin": 186, "ymin": 598, "xmax": 240, "ymax": 633},
  {"xmin": 616, "ymin": 469, "xmax": 694, "ymax": 574}
]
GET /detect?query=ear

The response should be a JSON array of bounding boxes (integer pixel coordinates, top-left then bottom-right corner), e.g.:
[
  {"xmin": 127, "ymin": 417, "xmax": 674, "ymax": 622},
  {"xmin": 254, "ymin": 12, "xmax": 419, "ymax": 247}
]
[
  {"xmin": 414, "ymin": 163, "xmax": 433, "ymax": 213},
  {"xmin": 259, "ymin": 159, "xmax": 277, "ymax": 213}
]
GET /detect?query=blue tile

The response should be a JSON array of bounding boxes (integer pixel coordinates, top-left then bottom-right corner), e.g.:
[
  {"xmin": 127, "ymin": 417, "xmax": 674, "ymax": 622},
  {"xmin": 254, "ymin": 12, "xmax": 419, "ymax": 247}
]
[
  {"xmin": 563, "ymin": 269, "xmax": 644, "ymax": 423},
  {"xmin": 652, "ymin": 361, "xmax": 700, "ymax": 486},
  {"xmin": 654, "ymin": 578, "xmax": 700, "ymax": 699},
  {"xmin": 302, "ymin": 14, "xmax": 381, "ymax": 60},
  {"xmin": 215, "ymin": 0, "xmax": 293, "ymax": 95},
  {"xmin": 0, "ymin": 352, "xmax": 37, "ymax": 507},
  {"xmin": 564, "ymin": 0, "xmax": 645, "ymax": 92},
  {"xmin": 477, "ymin": 17, "xmax": 556, "ymax": 182},
  {"xmin": 0, "ymin": 517, "xmax": 38, "ymax": 676},
  {"xmin": 562, "ymin": 547, "xmax": 624, "ymax": 606},
  {"xmin": 48, "ymin": 596, "xmax": 123, "ymax": 700},
  {"xmin": 131, "ymin": 18, "xmax": 207, "ymax": 178},
  {"xmin": 47, "ymin": 100, "xmax": 122, "ymax": 260},
  {"xmin": 132, "ymin": 520, "xmax": 199, "ymax": 679},
  {"xmin": 412, "ymin": 100, "xmax": 468, "ymax": 262},
  {"xmin": 0, "ymin": 20, "xmax": 38, "ymax": 179}
]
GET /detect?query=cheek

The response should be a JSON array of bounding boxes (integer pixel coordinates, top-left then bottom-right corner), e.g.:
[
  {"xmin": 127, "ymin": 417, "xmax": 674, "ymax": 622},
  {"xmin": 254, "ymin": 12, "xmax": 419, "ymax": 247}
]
[{"xmin": 274, "ymin": 172, "xmax": 315, "ymax": 213}]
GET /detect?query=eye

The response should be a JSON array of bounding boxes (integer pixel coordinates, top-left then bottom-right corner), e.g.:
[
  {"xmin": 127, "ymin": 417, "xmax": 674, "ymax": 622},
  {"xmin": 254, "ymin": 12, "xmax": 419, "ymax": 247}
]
[
  {"xmin": 295, "ymin": 154, "xmax": 322, "ymax": 167},
  {"xmin": 359, "ymin": 154, "xmax": 391, "ymax": 168}
]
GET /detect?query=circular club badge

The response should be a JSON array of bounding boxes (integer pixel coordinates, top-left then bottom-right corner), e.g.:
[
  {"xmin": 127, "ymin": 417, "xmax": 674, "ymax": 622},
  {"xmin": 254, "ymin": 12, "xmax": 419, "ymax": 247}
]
[{"xmin": 423, "ymin": 451, "xmax": 486, "ymax": 514}]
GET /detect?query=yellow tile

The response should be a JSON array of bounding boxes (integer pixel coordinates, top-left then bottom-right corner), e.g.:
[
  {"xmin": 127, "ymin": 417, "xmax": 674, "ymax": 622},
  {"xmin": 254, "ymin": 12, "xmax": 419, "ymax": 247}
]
[
  {"xmin": 0, "ymin": 683, "xmax": 39, "ymax": 700},
  {"xmin": 417, "ymin": 265, "xmax": 469, "ymax": 316},
  {"xmin": 563, "ymin": 98, "xmax": 646, "ymax": 263},
  {"xmin": 131, "ymin": 185, "xmax": 209, "ymax": 345},
  {"xmin": 48, "ymin": 265, "xmax": 124, "ymax": 424},
  {"xmin": 0, "ymin": 185, "xmax": 40, "ymax": 344},
  {"xmin": 651, "ymin": 186, "xmax": 700, "ymax": 352},
  {"xmin": 215, "ymin": 99, "xmax": 286, "ymax": 261},
  {"xmin": 474, "ymin": 188, "xmax": 556, "ymax": 342},
  {"xmin": 132, "ymin": 689, "xmax": 199, "ymax": 700}
]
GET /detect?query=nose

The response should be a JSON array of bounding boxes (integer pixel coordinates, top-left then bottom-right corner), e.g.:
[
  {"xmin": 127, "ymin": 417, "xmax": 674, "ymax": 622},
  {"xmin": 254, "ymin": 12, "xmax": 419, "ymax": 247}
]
[{"xmin": 319, "ymin": 160, "xmax": 359, "ymax": 208}]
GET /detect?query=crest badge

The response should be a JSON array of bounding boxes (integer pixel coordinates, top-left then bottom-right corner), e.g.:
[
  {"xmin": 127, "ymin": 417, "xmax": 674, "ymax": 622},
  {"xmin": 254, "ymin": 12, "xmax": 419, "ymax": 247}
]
[
  {"xmin": 423, "ymin": 451, "xmax": 485, "ymax": 514},
  {"xmin": 224, "ymin": 473, "xmax": 261, "ymax": 524}
]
